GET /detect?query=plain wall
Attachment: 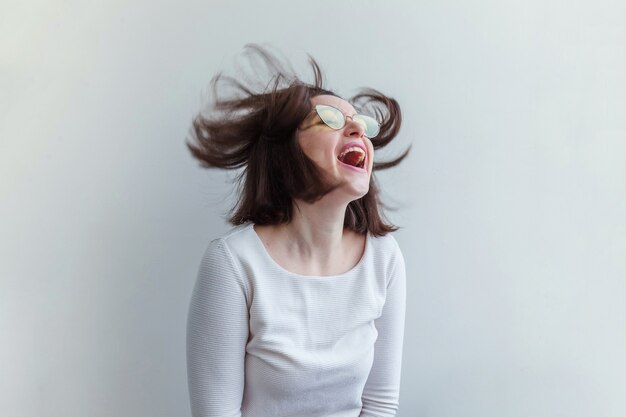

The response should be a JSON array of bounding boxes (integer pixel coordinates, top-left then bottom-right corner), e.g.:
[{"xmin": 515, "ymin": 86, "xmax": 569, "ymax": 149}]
[{"xmin": 1, "ymin": 0, "xmax": 625, "ymax": 416}]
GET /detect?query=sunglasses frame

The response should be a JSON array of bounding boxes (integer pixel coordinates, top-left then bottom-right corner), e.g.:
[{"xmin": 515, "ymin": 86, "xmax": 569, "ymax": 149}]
[{"xmin": 311, "ymin": 104, "xmax": 381, "ymax": 139}]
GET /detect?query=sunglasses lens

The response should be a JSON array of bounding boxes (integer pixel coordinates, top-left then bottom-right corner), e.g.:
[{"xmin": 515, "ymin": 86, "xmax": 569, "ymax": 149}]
[
  {"xmin": 353, "ymin": 115, "xmax": 380, "ymax": 138},
  {"xmin": 315, "ymin": 105, "xmax": 380, "ymax": 138},
  {"xmin": 315, "ymin": 105, "xmax": 344, "ymax": 129}
]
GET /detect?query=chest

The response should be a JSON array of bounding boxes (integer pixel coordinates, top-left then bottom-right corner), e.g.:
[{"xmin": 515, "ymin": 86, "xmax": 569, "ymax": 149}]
[{"xmin": 245, "ymin": 274, "xmax": 384, "ymax": 366}]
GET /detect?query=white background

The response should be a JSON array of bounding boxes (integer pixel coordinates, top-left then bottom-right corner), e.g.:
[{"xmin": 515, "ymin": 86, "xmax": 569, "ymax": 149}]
[{"xmin": 1, "ymin": 0, "xmax": 625, "ymax": 416}]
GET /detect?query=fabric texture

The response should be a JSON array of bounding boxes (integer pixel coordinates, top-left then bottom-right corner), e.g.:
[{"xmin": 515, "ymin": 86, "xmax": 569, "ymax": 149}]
[{"xmin": 186, "ymin": 222, "xmax": 406, "ymax": 417}]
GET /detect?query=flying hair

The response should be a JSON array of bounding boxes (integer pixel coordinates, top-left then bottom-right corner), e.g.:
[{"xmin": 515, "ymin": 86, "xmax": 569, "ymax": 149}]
[{"xmin": 186, "ymin": 44, "xmax": 411, "ymax": 235}]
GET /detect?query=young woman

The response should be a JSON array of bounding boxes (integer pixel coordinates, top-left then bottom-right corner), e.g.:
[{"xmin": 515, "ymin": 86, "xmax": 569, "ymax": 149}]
[{"xmin": 185, "ymin": 45, "xmax": 410, "ymax": 417}]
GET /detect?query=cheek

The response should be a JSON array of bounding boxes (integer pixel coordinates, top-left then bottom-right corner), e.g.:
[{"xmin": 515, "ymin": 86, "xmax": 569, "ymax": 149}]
[
  {"xmin": 298, "ymin": 133, "xmax": 337, "ymax": 165},
  {"xmin": 298, "ymin": 136, "xmax": 326, "ymax": 164},
  {"xmin": 297, "ymin": 135, "xmax": 313, "ymax": 156},
  {"xmin": 365, "ymin": 141, "xmax": 375, "ymax": 167}
]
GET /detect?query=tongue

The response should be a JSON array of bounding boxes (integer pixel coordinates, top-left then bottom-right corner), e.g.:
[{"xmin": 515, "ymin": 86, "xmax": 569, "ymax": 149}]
[{"xmin": 341, "ymin": 151, "xmax": 362, "ymax": 167}]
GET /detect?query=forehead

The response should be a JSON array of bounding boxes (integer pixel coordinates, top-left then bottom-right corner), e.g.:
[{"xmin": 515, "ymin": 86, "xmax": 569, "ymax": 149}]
[{"xmin": 310, "ymin": 94, "xmax": 356, "ymax": 115}]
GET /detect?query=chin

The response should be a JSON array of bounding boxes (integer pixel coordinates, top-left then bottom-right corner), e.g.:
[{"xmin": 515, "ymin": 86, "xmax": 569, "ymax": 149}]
[{"xmin": 348, "ymin": 184, "xmax": 370, "ymax": 200}]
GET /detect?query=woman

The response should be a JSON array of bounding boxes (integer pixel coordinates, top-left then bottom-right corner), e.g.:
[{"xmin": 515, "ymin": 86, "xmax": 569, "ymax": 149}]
[{"xmin": 185, "ymin": 45, "xmax": 410, "ymax": 417}]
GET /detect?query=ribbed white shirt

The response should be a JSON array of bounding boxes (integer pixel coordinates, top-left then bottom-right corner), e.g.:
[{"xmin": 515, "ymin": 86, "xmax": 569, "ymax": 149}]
[{"xmin": 186, "ymin": 222, "xmax": 406, "ymax": 417}]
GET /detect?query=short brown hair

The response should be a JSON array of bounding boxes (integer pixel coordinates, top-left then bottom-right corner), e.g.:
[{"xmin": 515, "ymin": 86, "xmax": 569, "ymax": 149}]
[{"xmin": 186, "ymin": 44, "xmax": 410, "ymax": 236}]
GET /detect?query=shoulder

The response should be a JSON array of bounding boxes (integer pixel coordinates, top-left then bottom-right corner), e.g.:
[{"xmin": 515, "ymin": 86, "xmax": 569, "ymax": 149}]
[
  {"xmin": 368, "ymin": 232, "xmax": 403, "ymax": 260},
  {"xmin": 212, "ymin": 222, "xmax": 254, "ymax": 242},
  {"xmin": 199, "ymin": 228, "xmax": 241, "ymax": 272},
  {"xmin": 202, "ymin": 222, "xmax": 262, "ymax": 275},
  {"xmin": 368, "ymin": 232, "xmax": 405, "ymax": 285},
  {"xmin": 197, "ymin": 224, "xmax": 254, "ymax": 300},
  {"xmin": 206, "ymin": 223, "xmax": 256, "ymax": 253}
]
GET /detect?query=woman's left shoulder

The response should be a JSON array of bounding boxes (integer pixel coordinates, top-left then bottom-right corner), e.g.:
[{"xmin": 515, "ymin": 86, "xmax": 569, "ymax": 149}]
[{"xmin": 368, "ymin": 231, "xmax": 402, "ymax": 255}]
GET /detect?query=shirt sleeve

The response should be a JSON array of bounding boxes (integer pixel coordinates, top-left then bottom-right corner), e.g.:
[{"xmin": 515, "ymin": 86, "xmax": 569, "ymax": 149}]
[
  {"xmin": 186, "ymin": 238, "xmax": 250, "ymax": 417},
  {"xmin": 359, "ymin": 241, "xmax": 407, "ymax": 416}
]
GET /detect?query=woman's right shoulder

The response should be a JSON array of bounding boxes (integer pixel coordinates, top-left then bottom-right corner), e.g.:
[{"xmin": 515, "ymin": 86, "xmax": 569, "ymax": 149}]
[
  {"xmin": 203, "ymin": 222, "xmax": 257, "ymax": 259},
  {"xmin": 196, "ymin": 224, "xmax": 255, "ymax": 288},
  {"xmin": 209, "ymin": 222, "xmax": 253, "ymax": 241}
]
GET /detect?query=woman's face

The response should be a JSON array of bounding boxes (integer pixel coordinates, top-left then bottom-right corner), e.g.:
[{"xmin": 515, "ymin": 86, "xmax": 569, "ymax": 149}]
[{"xmin": 296, "ymin": 94, "xmax": 375, "ymax": 200}]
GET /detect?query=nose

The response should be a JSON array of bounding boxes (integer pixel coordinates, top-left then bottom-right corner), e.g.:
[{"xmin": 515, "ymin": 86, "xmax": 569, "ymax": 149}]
[{"xmin": 344, "ymin": 116, "xmax": 366, "ymax": 138}]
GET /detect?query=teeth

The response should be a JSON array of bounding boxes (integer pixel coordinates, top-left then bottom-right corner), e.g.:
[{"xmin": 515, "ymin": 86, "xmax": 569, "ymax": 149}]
[
  {"xmin": 338, "ymin": 146, "xmax": 365, "ymax": 159},
  {"xmin": 337, "ymin": 146, "xmax": 366, "ymax": 168}
]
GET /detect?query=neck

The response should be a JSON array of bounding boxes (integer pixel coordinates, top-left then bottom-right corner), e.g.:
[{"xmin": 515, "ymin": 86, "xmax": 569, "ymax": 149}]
[{"xmin": 280, "ymin": 196, "xmax": 350, "ymax": 261}]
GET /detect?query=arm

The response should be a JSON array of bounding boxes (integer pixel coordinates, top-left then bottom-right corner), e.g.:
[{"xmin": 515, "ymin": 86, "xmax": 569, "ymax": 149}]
[
  {"xmin": 186, "ymin": 238, "xmax": 249, "ymax": 417},
  {"xmin": 359, "ymin": 242, "xmax": 407, "ymax": 416}
]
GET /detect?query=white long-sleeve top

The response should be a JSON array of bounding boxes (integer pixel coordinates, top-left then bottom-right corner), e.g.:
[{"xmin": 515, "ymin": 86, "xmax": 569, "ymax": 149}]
[{"xmin": 186, "ymin": 222, "xmax": 406, "ymax": 417}]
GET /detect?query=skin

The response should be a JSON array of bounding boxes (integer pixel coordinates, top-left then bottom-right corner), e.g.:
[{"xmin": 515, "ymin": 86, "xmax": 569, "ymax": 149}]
[{"xmin": 253, "ymin": 95, "xmax": 375, "ymax": 276}]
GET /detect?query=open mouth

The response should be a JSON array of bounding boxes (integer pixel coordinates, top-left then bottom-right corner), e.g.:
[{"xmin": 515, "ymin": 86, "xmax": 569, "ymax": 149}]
[{"xmin": 337, "ymin": 147, "xmax": 366, "ymax": 169}]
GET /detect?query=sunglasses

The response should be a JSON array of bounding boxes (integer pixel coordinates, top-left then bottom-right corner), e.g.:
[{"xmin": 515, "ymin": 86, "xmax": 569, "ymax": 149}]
[{"xmin": 311, "ymin": 104, "xmax": 380, "ymax": 138}]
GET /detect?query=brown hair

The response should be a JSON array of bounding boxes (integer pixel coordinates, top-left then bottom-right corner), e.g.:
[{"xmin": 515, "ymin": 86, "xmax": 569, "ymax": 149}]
[{"xmin": 186, "ymin": 44, "xmax": 410, "ymax": 236}]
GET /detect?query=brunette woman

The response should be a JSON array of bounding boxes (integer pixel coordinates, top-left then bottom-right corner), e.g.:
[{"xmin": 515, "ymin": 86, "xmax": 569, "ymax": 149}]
[{"xmin": 186, "ymin": 44, "xmax": 410, "ymax": 417}]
